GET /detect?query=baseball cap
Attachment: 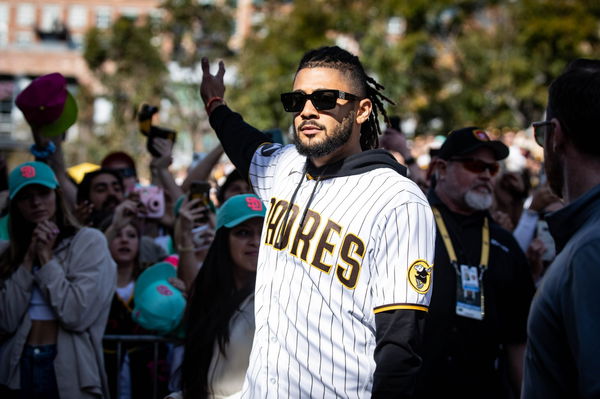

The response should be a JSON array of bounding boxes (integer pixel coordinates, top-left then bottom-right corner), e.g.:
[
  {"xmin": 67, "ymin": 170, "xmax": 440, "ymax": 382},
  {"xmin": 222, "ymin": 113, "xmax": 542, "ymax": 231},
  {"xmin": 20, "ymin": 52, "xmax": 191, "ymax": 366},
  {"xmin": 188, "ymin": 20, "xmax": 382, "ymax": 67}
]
[
  {"xmin": 132, "ymin": 262, "xmax": 186, "ymax": 335},
  {"xmin": 216, "ymin": 194, "xmax": 266, "ymax": 231},
  {"xmin": 15, "ymin": 73, "xmax": 78, "ymax": 137},
  {"xmin": 9, "ymin": 161, "xmax": 59, "ymax": 200},
  {"xmin": 437, "ymin": 127, "xmax": 509, "ymax": 161}
]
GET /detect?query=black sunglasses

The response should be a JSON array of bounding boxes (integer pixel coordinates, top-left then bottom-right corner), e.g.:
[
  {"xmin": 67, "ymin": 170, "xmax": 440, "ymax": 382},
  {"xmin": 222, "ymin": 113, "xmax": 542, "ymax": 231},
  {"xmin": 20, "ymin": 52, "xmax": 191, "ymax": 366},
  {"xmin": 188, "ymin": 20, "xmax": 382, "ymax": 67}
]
[
  {"xmin": 449, "ymin": 157, "xmax": 500, "ymax": 176},
  {"xmin": 532, "ymin": 120, "xmax": 554, "ymax": 147},
  {"xmin": 280, "ymin": 89, "xmax": 360, "ymax": 112}
]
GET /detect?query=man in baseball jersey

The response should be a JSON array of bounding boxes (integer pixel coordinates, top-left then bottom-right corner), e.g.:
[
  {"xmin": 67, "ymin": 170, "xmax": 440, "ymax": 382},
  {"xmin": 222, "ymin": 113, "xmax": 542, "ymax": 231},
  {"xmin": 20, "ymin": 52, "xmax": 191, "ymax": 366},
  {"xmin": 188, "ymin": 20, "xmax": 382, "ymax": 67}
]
[
  {"xmin": 523, "ymin": 59, "xmax": 600, "ymax": 398},
  {"xmin": 414, "ymin": 127, "xmax": 535, "ymax": 399},
  {"xmin": 200, "ymin": 46, "xmax": 436, "ymax": 398}
]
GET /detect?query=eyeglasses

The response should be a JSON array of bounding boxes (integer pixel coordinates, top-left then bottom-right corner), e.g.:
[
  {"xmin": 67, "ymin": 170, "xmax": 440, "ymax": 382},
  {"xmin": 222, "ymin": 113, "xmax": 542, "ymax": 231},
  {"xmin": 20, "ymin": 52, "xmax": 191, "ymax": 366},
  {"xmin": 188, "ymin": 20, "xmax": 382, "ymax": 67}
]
[
  {"xmin": 280, "ymin": 89, "xmax": 359, "ymax": 112},
  {"xmin": 449, "ymin": 157, "xmax": 500, "ymax": 176},
  {"xmin": 532, "ymin": 120, "xmax": 554, "ymax": 147}
]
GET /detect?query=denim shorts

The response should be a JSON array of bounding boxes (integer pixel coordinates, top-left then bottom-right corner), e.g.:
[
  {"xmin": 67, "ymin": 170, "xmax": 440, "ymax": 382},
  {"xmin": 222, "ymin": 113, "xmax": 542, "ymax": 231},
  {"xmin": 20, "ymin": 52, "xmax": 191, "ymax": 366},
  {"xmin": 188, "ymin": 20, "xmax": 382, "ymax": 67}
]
[{"xmin": 20, "ymin": 344, "xmax": 59, "ymax": 399}]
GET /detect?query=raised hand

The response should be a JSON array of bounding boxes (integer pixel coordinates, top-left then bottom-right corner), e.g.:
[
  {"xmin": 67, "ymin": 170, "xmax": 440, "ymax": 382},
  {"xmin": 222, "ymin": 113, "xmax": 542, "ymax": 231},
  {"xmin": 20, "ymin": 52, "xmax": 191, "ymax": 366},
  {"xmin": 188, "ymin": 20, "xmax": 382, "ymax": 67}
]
[
  {"xmin": 113, "ymin": 199, "xmax": 140, "ymax": 227},
  {"xmin": 75, "ymin": 200, "xmax": 94, "ymax": 225},
  {"xmin": 177, "ymin": 198, "xmax": 212, "ymax": 231},
  {"xmin": 200, "ymin": 57, "xmax": 226, "ymax": 106},
  {"xmin": 150, "ymin": 137, "xmax": 174, "ymax": 169}
]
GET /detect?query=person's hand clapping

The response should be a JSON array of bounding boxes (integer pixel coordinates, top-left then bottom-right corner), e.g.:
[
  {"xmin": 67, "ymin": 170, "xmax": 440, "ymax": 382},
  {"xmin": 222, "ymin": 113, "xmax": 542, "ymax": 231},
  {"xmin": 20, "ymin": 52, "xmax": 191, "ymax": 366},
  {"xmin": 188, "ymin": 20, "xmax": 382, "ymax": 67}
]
[{"xmin": 33, "ymin": 220, "xmax": 60, "ymax": 265}]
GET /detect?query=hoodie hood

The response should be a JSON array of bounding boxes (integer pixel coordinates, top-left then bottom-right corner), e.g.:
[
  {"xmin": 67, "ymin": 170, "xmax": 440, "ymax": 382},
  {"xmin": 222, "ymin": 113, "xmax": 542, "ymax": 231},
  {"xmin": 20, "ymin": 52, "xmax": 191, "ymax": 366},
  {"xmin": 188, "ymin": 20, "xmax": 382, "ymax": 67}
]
[
  {"xmin": 305, "ymin": 149, "xmax": 407, "ymax": 180},
  {"xmin": 275, "ymin": 149, "xmax": 408, "ymax": 235}
]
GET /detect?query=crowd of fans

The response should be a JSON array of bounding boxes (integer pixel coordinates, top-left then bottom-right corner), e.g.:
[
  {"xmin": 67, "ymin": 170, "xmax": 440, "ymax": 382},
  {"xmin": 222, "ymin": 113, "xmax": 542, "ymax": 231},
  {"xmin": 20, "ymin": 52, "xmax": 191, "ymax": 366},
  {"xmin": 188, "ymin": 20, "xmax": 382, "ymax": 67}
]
[{"xmin": 0, "ymin": 65, "xmax": 563, "ymax": 399}]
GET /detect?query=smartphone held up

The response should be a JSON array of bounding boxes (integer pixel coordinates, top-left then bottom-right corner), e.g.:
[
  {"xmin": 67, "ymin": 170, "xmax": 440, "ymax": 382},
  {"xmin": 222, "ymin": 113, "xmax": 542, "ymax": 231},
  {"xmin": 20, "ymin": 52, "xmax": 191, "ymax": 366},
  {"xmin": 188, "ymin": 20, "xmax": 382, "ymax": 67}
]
[{"xmin": 189, "ymin": 181, "xmax": 212, "ymax": 224}]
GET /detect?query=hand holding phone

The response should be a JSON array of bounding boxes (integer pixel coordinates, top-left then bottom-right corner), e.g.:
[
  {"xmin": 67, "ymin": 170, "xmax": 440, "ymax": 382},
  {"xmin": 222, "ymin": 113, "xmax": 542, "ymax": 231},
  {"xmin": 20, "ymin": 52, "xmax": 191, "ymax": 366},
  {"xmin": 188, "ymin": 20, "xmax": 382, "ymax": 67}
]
[{"xmin": 189, "ymin": 181, "xmax": 211, "ymax": 223}]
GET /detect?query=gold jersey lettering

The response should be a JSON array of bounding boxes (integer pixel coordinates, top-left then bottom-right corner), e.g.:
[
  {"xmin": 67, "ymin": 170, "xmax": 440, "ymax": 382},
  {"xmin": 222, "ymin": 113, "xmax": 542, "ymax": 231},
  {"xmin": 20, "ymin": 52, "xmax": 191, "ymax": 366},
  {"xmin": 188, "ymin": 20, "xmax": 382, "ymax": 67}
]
[
  {"xmin": 336, "ymin": 234, "xmax": 365, "ymax": 289},
  {"xmin": 311, "ymin": 219, "xmax": 342, "ymax": 273},
  {"xmin": 265, "ymin": 197, "xmax": 364, "ymax": 289}
]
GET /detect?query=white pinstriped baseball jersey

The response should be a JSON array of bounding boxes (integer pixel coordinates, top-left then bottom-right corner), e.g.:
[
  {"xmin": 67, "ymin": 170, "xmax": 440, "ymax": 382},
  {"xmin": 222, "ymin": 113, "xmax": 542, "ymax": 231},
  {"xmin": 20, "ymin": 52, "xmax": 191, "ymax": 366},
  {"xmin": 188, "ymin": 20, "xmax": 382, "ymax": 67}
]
[{"xmin": 241, "ymin": 143, "xmax": 436, "ymax": 398}]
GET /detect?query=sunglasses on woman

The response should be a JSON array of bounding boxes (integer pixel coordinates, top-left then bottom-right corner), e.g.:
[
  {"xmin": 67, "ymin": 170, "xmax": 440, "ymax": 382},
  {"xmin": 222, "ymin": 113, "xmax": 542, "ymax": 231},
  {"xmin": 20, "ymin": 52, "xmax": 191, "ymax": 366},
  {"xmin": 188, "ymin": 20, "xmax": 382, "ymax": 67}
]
[
  {"xmin": 280, "ymin": 89, "xmax": 360, "ymax": 112},
  {"xmin": 449, "ymin": 157, "xmax": 500, "ymax": 176}
]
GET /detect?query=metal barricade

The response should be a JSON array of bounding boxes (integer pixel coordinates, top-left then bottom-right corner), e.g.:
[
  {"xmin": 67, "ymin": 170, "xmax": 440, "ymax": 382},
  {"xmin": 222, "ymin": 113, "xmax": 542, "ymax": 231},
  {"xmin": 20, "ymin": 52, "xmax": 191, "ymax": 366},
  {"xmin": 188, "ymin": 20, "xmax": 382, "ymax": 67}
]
[{"xmin": 103, "ymin": 334, "xmax": 174, "ymax": 399}]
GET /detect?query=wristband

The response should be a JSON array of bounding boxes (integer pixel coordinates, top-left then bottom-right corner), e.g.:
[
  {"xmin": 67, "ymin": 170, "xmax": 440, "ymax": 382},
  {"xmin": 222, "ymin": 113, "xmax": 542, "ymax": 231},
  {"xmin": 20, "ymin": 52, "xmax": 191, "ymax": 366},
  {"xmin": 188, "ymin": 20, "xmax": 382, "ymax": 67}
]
[
  {"xmin": 30, "ymin": 141, "xmax": 56, "ymax": 159},
  {"xmin": 205, "ymin": 96, "xmax": 224, "ymax": 115},
  {"xmin": 177, "ymin": 245, "xmax": 196, "ymax": 253}
]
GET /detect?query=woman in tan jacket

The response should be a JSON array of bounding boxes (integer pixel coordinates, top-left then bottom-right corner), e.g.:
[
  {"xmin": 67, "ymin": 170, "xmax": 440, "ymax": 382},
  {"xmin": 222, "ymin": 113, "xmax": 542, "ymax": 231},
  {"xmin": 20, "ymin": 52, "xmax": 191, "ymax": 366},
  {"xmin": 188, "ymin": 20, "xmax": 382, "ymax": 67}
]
[{"xmin": 0, "ymin": 161, "xmax": 116, "ymax": 398}]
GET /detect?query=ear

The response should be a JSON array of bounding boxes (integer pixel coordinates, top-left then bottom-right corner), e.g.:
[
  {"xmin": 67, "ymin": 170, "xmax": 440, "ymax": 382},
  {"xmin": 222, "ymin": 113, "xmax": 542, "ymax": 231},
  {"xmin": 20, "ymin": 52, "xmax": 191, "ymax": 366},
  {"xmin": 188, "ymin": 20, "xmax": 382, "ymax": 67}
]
[
  {"xmin": 551, "ymin": 118, "xmax": 567, "ymax": 152},
  {"xmin": 355, "ymin": 98, "xmax": 372, "ymax": 125},
  {"xmin": 435, "ymin": 160, "xmax": 448, "ymax": 180}
]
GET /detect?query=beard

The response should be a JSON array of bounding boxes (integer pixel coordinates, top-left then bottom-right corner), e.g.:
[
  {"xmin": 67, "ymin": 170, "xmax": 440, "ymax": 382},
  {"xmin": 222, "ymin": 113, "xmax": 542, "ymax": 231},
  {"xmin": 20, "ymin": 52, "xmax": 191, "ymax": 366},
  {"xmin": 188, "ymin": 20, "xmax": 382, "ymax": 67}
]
[
  {"xmin": 293, "ymin": 111, "xmax": 355, "ymax": 158},
  {"xmin": 464, "ymin": 189, "xmax": 493, "ymax": 211},
  {"xmin": 101, "ymin": 195, "xmax": 120, "ymax": 212}
]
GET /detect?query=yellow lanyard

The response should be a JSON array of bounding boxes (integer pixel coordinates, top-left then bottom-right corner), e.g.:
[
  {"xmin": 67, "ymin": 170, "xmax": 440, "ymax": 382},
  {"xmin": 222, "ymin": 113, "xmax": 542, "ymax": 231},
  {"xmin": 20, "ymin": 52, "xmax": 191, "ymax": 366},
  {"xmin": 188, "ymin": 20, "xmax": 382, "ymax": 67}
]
[{"xmin": 432, "ymin": 207, "xmax": 490, "ymax": 268}]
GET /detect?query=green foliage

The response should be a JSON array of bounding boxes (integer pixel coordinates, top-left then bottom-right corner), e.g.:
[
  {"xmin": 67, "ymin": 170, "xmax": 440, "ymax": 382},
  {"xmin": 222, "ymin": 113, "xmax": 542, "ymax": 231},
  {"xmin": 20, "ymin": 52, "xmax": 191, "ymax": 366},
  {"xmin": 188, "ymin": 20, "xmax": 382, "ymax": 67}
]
[
  {"xmin": 160, "ymin": 0, "xmax": 234, "ymax": 65},
  {"xmin": 80, "ymin": 0, "xmax": 600, "ymax": 163},
  {"xmin": 82, "ymin": 16, "xmax": 168, "ymax": 160},
  {"xmin": 228, "ymin": 0, "xmax": 600, "ymax": 136}
]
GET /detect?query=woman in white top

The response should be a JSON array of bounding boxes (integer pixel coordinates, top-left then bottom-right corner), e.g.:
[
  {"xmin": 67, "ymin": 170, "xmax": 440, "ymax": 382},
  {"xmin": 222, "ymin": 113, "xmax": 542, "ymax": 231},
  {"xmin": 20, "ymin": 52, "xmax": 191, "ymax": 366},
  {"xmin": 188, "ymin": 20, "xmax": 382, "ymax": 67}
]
[
  {"xmin": 0, "ymin": 161, "xmax": 116, "ymax": 398},
  {"xmin": 176, "ymin": 194, "xmax": 265, "ymax": 399},
  {"xmin": 103, "ymin": 203, "xmax": 173, "ymax": 399}
]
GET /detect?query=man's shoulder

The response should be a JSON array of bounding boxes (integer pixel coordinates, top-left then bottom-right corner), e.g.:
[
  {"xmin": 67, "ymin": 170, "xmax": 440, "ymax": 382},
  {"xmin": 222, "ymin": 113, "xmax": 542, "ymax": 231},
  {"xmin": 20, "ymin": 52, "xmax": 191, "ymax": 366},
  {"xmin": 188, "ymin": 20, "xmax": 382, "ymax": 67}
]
[
  {"xmin": 255, "ymin": 143, "xmax": 297, "ymax": 158},
  {"xmin": 361, "ymin": 168, "xmax": 428, "ymax": 201},
  {"xmin": 253, "ymin": 143, "xmax": 304, "ymax": 169}
]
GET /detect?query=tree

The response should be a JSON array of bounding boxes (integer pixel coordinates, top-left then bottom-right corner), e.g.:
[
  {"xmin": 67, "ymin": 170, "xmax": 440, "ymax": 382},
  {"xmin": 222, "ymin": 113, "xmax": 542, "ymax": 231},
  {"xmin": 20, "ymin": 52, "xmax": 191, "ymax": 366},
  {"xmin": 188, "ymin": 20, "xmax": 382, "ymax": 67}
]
[
  {"xmin": 83, "ymin": 15, "xmax": 168, "ymax": 160},
  {"xmin": 229, "ymin": 0, "xmax": 600, "ymax": 136}
]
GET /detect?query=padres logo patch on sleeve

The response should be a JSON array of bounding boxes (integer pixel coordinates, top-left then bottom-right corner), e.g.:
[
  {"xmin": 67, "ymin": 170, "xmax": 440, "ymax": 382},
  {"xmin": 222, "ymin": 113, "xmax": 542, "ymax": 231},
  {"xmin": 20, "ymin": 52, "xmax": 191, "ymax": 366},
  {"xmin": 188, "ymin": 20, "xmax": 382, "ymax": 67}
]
[{"xmin": 408, "ymin": 259, "xmax": 433, "ymax": 294}]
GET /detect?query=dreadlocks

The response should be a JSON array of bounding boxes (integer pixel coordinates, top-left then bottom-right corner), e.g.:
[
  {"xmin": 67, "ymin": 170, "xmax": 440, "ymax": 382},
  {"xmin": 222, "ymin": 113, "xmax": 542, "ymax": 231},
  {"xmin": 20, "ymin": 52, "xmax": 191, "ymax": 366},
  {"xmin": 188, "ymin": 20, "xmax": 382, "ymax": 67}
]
[{"xmin": 296, "ymin": 46, "xmax": 395, "ymax": 150}]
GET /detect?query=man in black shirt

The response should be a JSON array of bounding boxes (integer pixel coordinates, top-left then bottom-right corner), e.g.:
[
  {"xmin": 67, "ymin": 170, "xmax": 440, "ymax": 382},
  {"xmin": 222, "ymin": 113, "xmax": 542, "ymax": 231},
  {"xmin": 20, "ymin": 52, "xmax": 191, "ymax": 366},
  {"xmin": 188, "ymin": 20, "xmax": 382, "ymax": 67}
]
[{"xmin": 415, "ymin": 127, "xmax": 535, "ymax": 399}]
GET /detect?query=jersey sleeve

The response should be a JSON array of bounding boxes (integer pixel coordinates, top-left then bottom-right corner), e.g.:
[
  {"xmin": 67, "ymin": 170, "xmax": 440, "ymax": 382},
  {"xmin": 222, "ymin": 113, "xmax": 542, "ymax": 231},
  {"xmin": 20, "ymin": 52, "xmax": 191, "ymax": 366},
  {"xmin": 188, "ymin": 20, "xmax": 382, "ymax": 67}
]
[
  {"xmin": 248, "ymin": 143, "xmax": 292, "ymax": 203},
  {"xmin": 371, "ymin": 201, "xmax": 436, "ymax": 313}
]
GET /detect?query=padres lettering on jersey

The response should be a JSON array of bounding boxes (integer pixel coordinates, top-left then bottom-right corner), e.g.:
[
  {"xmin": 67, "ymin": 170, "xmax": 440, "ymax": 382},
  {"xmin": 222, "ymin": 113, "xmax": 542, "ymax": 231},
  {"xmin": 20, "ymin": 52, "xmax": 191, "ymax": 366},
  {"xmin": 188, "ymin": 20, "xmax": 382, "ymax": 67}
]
[
  {"xmin": 241, "ymin": 143, "xmax": 436, "ymax": 399},
  {"xmin": 264, "ymin": 197, "xmax": 364, "ymax": 289}
]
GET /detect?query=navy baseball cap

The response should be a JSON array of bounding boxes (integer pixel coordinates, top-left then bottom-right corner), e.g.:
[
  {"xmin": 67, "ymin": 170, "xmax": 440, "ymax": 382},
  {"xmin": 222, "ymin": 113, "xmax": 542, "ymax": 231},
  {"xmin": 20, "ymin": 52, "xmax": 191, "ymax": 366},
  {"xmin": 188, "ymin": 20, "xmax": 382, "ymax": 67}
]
[{"xmin": 437, "ymin": 127, "xmax": 509, "ymax": 161}]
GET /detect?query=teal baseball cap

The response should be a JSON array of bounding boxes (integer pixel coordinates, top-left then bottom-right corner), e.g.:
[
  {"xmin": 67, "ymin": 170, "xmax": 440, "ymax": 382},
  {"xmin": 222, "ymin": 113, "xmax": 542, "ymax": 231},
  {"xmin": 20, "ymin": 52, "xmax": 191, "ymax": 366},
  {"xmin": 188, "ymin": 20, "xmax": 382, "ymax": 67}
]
[
  {"xmin": 132, "ymin": 262, "xmax": 186, "ymax": 335},
  {"xmin": 9, "ymin": 161, "xmax": 59, "ymax": 200},
  {"xmin": 216, "ymin": 194, "xmax": 266, "ymax": 231}
]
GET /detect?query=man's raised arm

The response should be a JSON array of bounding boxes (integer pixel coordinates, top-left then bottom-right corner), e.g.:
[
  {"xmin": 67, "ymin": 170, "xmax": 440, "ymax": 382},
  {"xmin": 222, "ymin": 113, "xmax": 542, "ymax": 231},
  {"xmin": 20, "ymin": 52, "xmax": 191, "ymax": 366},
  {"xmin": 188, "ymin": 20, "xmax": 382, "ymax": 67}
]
[{"xmin": 199, "ymin": 57, "xmax": 271, "ymax": 177}]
